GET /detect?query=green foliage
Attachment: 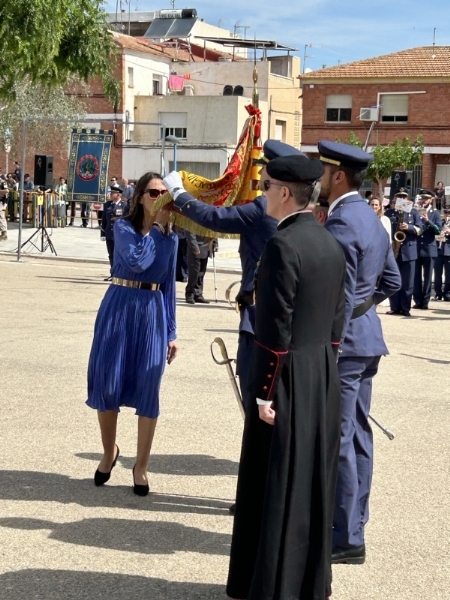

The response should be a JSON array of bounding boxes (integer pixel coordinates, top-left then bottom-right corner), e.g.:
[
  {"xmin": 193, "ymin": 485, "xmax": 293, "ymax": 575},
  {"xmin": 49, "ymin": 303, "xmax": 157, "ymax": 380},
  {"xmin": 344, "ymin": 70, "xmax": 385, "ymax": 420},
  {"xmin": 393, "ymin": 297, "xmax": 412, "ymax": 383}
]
[
  {"xmin": 0, "ymin": 79, "xmax": 86, "ymax": 157},
  {"xmin": 346, "ymin": 132, "xmax": 424, "ymax": 187},
  {"xmin": 0, "ymin": 0, "xmax": 119, "ymax": 104}
]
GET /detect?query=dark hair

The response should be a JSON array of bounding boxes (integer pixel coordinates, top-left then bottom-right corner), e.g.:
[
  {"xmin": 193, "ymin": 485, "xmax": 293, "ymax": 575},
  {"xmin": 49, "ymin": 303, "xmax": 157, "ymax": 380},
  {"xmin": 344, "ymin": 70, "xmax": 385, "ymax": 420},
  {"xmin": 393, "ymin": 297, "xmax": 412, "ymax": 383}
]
[
  {"xmin": 364, "ymin": 190, "xmax": 373, "ymax": 199},
  {"xmin": 289, "ymin": 181, "xmax": 316, "ymax": 208},
  {"xmin": 331, "ymin": 165, "xmax": 367, "ymax": 189},
  {"xmin": 124, "ymin": 172, "xmax": 163, "ymax": 231},
  {"xmin": 24, "ymin": 173, "xmax": 30, "ymax": 178}
]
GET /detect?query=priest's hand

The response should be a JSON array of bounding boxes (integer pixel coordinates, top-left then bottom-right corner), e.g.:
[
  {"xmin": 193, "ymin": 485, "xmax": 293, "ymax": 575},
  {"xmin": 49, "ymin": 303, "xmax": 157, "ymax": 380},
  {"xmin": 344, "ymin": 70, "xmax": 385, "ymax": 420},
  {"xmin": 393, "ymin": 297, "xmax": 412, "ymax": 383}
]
[
  {"xmin": 258, "ymin": 404, "xmax": 275, "ymax": 426},
  {"xmin": 167, "ymin": 341, "xmax": 179, "ymax": 365}
]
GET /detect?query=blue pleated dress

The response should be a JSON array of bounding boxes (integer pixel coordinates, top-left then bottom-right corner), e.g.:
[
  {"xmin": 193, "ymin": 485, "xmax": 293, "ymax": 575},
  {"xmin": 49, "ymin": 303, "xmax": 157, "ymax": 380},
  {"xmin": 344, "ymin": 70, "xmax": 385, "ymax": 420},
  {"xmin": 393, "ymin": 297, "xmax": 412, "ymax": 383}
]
[{"xmin": 86, "ymin": 219, "xmax": 178, "ymax": 418}]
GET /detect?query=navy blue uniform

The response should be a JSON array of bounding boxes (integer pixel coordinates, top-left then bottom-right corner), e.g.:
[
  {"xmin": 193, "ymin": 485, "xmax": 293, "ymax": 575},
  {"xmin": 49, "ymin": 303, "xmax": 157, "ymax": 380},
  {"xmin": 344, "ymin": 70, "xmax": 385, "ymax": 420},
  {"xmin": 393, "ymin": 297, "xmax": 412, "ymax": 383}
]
[
  {"xmin": 413, "ymin": 208, "xmax": 442, "ymax": 307},
  {"xmin": 173, "ymin": 193, "xmax": 277, "ymax": 410},
  {"xmin": 325, "ymin": 193, "xmax": 401, "ymax": 550},
  {"xmin": 385, "ymin": 208, "xmax": 422, "ymax": 313},
  {"xmin": 101, "ymin": 199, "xmax": 129, "ymax": 266}
]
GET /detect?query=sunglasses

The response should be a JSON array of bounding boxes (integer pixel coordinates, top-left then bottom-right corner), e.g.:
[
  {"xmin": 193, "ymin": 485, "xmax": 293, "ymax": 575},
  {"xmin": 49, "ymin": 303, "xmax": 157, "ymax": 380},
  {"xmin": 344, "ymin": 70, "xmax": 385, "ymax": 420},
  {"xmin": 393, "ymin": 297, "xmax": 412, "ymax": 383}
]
[
  {"xmin": 260, "ymin": 180, "xmax": 286, "ymax": 192},
  {"xmin": 143, "ymin": 188, "xmax": 167, "ymax": 198}
]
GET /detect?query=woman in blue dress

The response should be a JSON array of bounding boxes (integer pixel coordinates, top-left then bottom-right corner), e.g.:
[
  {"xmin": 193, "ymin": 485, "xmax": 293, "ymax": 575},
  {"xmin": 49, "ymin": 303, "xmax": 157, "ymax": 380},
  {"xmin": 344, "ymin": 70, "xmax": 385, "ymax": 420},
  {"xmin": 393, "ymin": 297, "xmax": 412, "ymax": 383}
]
[{"xmin": 86, "ymin": 172, "xmax": 178, "ymax": 496}]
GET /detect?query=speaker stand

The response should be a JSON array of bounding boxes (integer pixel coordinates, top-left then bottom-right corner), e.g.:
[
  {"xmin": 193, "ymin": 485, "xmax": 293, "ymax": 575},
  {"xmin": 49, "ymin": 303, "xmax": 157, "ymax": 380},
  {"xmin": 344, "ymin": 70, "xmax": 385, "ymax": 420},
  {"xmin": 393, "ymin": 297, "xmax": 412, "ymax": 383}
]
[{"xmin": 20, "ymin": 224, "xmax": 57, "ymax": 256}]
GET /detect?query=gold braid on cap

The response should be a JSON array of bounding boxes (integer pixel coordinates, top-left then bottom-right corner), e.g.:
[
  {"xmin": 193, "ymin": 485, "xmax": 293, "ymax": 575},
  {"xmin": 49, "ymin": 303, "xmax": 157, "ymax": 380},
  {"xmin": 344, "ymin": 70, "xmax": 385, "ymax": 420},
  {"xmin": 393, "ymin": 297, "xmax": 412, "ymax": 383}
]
[{"xmin": 320, "ymin": 155, "xmax": 341, "ymax": 166}]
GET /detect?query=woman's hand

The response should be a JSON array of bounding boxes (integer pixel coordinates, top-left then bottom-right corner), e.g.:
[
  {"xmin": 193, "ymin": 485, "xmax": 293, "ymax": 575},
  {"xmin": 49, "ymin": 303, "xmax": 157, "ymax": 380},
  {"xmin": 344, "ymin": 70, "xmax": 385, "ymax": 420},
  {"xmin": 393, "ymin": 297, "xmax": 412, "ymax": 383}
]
[
  {"xmin": 167, "ymin": 340, "xmax": 178, "ymax": 365},
  {"xmin": 258, "ymin": 404, "xmax": 276, "ymax": 426},
  {"xmin": 155, "ymin": 207, "xmax": 170, "ymax": 227}
]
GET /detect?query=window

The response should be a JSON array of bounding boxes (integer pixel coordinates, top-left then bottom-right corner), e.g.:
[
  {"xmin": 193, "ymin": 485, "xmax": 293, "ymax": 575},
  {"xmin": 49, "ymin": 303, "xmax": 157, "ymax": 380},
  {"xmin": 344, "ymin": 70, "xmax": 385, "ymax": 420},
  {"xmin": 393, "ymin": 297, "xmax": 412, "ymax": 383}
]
[
  {"xmin": 325, "ymin": 95, "xmax": 352, "ymax": 122},
  {"xmin": 153, "ymin": 75, "xmax": 163, "ymax": 95},
  {"xmin": 159, "ymin": 112, "xmax": 187, "ymax": 140},
  {"xmin": 127, "ymin": 67, "xmax": 134, "ymax": 88},
  {"xmin": 274, "ymin": 119, "xmax": 286, "ymax": 142},
  {"xmin": 381, "ymin": 94, "xmax": 408, "ymax": 122}
]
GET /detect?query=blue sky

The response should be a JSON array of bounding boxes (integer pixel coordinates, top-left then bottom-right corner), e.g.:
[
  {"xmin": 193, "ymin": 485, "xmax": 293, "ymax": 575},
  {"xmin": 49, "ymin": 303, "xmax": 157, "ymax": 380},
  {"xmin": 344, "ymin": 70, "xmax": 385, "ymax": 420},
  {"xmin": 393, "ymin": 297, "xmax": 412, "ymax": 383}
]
[{"xmin": 105, "ymin": 1, "xmax": 449, "ymax": 70}]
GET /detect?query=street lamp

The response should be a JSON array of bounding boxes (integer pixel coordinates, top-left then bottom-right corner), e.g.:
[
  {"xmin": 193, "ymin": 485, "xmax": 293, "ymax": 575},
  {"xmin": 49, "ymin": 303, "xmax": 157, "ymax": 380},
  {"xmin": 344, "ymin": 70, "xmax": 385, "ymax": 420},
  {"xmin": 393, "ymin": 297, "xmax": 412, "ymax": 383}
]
[
  {"xmin": 165, "ymin": 134, "xmax": 181, "ymax": 171},
  {"xmin": 4, "ymin": 128, "xmax": 11, "ymax": 173}
]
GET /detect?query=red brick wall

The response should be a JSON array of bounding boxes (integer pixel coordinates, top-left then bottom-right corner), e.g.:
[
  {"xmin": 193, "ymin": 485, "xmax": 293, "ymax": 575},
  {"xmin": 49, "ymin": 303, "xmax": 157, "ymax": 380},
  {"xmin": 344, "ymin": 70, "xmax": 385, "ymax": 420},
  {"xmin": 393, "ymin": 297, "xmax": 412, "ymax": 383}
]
[{"xmin": 301, "ymin": 80, "xmax": 450, "ymax": 190}]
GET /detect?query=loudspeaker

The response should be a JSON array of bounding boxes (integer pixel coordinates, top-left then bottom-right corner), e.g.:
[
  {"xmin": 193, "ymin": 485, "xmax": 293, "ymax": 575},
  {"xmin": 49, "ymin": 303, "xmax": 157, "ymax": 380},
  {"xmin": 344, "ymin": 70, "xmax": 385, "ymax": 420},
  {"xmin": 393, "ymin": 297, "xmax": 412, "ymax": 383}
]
[
  {"xmin": 34, "ymin": 155, "xmax": 53, "ymax": 188},
  {"xmin": 390, "ymin": 170, "xmax": 406, "ymax": 199}
]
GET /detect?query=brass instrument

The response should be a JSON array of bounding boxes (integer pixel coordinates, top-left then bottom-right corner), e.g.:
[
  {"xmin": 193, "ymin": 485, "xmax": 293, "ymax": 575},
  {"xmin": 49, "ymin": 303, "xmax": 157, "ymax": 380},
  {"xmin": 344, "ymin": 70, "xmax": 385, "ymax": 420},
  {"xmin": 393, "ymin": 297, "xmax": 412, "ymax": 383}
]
[
  {"xmin": 392, "ymin": 210, "xmax": 406, "ymax": 259},
  {"xmin": 436, "ymin": 216, "xmax": 450, "ymax": 248}
]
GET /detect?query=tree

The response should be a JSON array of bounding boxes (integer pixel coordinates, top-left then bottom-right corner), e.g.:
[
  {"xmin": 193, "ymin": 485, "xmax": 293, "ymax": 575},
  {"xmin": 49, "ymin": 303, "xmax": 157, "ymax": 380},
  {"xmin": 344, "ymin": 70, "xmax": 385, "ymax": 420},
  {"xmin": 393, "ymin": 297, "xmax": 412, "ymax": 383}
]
[
  {"xmin": 0, "ymin": 80, "xmax": 86, "ymax": 161},
  {"xmin": 0, "ymin": 0, "xmax": 119, "ymax": 103},
  {"xmin": 345, "ymin": 133, "xmax": 424, "ymax": 199}
]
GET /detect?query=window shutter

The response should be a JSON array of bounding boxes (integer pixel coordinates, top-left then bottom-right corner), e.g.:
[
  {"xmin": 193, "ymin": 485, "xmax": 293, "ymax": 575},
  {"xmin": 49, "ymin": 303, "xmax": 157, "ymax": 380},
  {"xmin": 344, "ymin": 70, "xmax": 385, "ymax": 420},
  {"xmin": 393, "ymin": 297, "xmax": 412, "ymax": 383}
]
[
  {"xmin": 326, "ymin": 95, "xmax": 352, "ymax": 109},
  {"xmin": 159, "ymin": 112, "xmax": 187, "ymax": 127},
  {"xmin": 381, "ymin": 95, "xmax": 408, "ymax": 117}
]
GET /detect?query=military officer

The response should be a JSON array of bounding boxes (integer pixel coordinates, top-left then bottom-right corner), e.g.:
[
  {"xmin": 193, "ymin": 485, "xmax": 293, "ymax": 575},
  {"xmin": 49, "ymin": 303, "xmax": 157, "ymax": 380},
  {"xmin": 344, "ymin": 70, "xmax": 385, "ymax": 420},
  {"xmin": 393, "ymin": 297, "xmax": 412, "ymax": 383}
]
[
  {"xmin": 385, "ymin": 188, "xmax": 422, "ymax": 316},
  {"xmin": 413, "ymin": 189, "xmax": 442, "ymax": 309},
  {"xmin": 101, "ymin": 185, "xmax": 129, "ymax": 279},
  {"xmin": 318, "ymin": 140, "xmax": 401, "ymax": 566},
  {"xmin": 433, "ymin": 209, "xmax": 450, "ymax": 301},
  {"xmin": 163, "ymin": 140, "xmax": 303, "ymax": 412}
]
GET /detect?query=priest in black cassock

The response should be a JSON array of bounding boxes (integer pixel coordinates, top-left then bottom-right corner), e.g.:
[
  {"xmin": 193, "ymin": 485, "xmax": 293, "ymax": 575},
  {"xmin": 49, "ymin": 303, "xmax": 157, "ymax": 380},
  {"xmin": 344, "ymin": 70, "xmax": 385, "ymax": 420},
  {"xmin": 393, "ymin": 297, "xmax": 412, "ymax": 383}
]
[{"xmin": 226, "ymin": 155, "xmax": 347, "ymax": 600}]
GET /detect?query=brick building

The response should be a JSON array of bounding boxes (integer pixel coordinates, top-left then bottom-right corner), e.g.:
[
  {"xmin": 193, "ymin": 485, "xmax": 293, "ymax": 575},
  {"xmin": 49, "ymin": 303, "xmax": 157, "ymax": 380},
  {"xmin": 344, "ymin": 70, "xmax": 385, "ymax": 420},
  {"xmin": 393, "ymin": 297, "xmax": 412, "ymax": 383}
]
[{"xmin": 300, "ymin": 46, "xmax": 450, "ymax": 193}]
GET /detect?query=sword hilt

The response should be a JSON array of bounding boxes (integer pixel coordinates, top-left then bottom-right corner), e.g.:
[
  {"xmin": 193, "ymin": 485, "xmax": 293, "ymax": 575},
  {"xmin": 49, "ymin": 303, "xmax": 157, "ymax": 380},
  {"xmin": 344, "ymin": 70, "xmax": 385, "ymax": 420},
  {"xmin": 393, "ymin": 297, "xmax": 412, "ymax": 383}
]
[{"xmin": 210, "ymin": 337, "xmax": 235, "ymax": 365}]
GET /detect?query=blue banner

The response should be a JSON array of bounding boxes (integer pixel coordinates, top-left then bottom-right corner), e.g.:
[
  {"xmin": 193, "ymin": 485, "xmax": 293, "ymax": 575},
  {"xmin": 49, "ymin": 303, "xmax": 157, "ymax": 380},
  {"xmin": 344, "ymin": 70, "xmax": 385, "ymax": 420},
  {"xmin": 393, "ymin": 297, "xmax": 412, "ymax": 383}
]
[{"xmin": 66, "ymin": 129, "xmax": 113, "ymax": 203}]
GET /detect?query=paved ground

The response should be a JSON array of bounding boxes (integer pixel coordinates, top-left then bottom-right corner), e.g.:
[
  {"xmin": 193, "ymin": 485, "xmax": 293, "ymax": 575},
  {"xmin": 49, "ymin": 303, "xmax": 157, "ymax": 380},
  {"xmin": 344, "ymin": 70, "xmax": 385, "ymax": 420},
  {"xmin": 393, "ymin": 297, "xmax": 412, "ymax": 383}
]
[
  {"xmin": 0, "ymin": 221, "xmax": 242, "ymax": 272},
  {"xmin": 0, "ymin": 256, "xmax": 449, "ymax": 600}
]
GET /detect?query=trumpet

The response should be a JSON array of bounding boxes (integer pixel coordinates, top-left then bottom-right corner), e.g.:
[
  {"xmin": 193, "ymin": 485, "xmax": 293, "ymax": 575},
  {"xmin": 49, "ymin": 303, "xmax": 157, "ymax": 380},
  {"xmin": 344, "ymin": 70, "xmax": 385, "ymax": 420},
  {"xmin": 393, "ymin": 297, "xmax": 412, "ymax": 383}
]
[{"xmin": 392, "ymin": 210, "xmax": 406, "ymax": 259}]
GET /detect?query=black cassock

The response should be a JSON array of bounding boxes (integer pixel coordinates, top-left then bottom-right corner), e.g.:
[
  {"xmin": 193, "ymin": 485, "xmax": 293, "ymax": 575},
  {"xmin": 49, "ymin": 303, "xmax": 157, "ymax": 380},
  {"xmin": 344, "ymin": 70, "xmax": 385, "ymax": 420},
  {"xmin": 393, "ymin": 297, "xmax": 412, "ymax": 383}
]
[{"xmin": 227, "ymin": 212, "xmax": 346, "ymax": 600}]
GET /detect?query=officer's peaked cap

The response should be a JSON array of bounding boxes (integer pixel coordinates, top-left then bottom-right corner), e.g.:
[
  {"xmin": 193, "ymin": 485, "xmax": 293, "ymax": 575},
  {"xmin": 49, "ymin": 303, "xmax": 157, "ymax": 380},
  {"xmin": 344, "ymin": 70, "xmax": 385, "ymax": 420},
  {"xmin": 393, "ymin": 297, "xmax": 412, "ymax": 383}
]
[
  {"xmin": 318, "ymin": 140, "xmax": 373, "ymax": 171},
  {"xmin": 110, "ymin": 185, "xmax": 123, "ymax": 193},
  {"xmin": 255, "ymin": 140, "xmax": 305, "ymax": 165},
  {"xmin": 418, "ymin": 188, "xmax": 434, "ymax": 198},
  {"xmin": 266, "ymin": 155, "xmax": 324, "ymax": 183}
]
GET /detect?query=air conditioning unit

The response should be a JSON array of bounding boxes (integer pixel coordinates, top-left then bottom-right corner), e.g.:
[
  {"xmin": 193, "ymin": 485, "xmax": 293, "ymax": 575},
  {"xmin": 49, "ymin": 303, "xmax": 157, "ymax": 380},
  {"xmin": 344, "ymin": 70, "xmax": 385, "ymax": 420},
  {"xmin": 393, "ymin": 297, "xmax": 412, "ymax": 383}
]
[
  {"xmin": 179, "ymin": 85, "xmax": 194, "ymax": 96},
  {"xmin": 360, "ymin": 107, "xmax": 379, "ymax": 122}
]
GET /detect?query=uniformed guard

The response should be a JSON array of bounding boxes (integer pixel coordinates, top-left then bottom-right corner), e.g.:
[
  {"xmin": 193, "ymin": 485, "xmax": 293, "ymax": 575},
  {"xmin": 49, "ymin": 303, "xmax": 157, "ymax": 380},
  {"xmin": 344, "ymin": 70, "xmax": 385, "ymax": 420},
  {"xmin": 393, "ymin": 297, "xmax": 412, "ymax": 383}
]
[
  {"xmin": 385, "ymin": 188, "xmax": 422, "ymax": 316},
  {"xmin": 163, "ymin": 140, "xmax": 303, "ymax": 412},
  {"xmin": 318, "ymin": 140, "xmax": 401, "ymax": 566},
  {"xmin": 432, "ymin": 209, "xmax": 450, "ymax": 301},
  {"xmin": 412, "ymin": 189, "xmax": 442, "ymax": 309},
  {"xmin": 101, "ymin": 185, "xmax": 129, "ymax": 280}
]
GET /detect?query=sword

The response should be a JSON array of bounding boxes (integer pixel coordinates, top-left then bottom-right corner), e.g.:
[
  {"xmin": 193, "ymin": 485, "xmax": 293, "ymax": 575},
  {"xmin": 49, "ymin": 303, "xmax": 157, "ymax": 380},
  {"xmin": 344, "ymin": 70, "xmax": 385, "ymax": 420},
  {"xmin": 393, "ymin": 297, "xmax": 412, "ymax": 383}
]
[
  {"xmin": 210, "ymin": 337, "xmax": 245, "ymax": 419},
  {"xmin": 369, "ymin": 414, "xmax": 395, "ymax": 440},
  {"xmin": 225, "ymin": 280, "xmax": 241, "ymax": 312}
]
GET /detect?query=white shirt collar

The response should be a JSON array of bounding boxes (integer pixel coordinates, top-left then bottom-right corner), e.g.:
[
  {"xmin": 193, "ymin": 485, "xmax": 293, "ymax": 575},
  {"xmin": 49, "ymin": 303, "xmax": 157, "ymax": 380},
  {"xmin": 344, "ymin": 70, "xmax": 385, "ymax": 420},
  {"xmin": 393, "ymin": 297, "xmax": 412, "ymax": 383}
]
[
  {"xmin": 277, "ymin": 209, "xmax": 312, "ymax": 228},
  {"xmin": 328, "ymin": 191, "xmax": 359, "ymax": 216}
]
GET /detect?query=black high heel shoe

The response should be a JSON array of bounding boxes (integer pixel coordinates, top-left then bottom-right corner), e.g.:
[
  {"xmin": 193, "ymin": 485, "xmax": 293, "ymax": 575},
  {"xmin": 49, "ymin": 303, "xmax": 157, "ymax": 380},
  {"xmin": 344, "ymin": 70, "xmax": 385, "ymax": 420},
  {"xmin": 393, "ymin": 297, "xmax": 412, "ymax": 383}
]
[
  {"xmin": 132, "ymin": 465, "xmax": 149, "ymax": 496},
  {"xmin": 94, "ymin": 445, "xmax": 120, "ymax": 486}
]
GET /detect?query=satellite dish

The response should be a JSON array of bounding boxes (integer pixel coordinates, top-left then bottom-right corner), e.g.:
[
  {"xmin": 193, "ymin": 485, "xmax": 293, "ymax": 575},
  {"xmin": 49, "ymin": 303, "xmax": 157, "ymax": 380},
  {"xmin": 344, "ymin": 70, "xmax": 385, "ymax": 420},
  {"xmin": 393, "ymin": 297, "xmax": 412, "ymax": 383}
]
[{"xmin": 304, "ymin": 67, "xmax": 313, "ymax": 73}]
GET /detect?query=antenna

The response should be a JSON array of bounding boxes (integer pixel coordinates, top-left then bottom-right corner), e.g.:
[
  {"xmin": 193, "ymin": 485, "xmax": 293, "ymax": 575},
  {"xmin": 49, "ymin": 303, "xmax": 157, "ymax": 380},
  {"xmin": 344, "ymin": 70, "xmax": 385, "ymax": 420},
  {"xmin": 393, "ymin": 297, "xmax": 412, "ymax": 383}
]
[
  {"xmin": 302, "ymin": 43, "xmax": 323, "ymax": 73},
  {"xmin": 252, "ymin": 38, "xmax": 259, "ymax": 108},
  {"xmin": 433, "ymin": 27, "xmax": 436, "ymax": 47},
  {"xmin": 170, "ymin": 0, "xmax": 175, "ymax": 8}
]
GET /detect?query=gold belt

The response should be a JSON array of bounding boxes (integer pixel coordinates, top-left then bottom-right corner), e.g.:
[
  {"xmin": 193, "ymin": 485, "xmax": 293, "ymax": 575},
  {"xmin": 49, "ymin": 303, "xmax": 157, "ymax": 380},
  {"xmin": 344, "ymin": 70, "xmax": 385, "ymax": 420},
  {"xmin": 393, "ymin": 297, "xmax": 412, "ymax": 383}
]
[{"xmin": 111, "ymin": 277, "xmax": 160, "ymax": 291}]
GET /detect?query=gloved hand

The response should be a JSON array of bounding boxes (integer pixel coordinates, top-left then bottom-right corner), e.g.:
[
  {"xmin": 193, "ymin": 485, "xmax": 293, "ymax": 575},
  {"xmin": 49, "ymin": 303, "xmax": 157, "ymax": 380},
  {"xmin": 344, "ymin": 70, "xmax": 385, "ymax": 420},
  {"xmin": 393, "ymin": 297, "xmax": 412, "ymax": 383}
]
[{"xmin": 163, "ymin": 171, "xmax": 186, "ymax": 200}]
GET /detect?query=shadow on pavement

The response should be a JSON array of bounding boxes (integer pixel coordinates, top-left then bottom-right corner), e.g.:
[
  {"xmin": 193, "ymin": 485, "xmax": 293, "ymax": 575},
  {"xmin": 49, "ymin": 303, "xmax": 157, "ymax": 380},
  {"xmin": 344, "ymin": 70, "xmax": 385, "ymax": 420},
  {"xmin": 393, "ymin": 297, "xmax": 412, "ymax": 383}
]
[
  {"xmin": 0, "ymin": 570, "xmax": 226, "ymax": 600},
  {"xmin": 75, "ymin": 453, "xmax": 239, "ymax": 477},
  {"xmin": 0, "ymin": 518, "xmax": 231, "ymax": 556},
  {"xmin": 400, "ymin": 353, "xmax": 450, "ymax": 365},
  {"xmin": 0, "ymin": 470, "xmax": 232, "ymax": 515}
]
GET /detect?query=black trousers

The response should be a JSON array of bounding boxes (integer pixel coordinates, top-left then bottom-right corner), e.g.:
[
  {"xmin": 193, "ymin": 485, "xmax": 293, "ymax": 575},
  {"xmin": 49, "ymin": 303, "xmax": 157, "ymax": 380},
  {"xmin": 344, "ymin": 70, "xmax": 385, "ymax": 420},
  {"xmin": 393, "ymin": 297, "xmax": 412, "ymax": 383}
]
[
  {"xmin": 413, "ymin": 256, "xmax": 434, "ymax": 307},
  {"xmin": 176, "ymin": 237, "xmax": 188, "ymax": 281},
  {"xmin": 67, "ymin": 201, "xmax": 76, "ymax": 222},
  {"xmin": 236, "ymin": 330, "xmax": 254, "ymax": 413},
  {"xmin": 81, "ymin": 203, "xmax": 90, "ymax": 227},
  {"xmin": 106, "ymin": 239, "xmax": 114, "ymax": 268},
  {"xmin": 186, "ymin": 251, "xmax": 208, "ymax": 298},
  {"xmin": 434, "ymin": 255, "xmax": 450, "ymax": 297},
  {"xmin": 390, "ymin": 259, "xmax": 415, "ymax": 312}
]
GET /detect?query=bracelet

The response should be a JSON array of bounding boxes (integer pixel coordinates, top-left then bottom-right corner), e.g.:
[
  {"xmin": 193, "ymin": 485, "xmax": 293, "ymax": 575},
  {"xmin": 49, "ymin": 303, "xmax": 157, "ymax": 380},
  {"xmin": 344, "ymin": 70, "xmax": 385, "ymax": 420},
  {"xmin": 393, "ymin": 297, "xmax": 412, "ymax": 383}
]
[{"xmin": 152, "ymin": 222, "xmax": 165, "ymax": 235}]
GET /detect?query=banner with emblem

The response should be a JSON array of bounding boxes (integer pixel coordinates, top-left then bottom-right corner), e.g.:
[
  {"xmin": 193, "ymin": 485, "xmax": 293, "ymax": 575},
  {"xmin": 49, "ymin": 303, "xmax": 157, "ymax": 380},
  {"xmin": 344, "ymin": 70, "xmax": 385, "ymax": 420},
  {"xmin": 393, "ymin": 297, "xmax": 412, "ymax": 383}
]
[{"xmin": 66, "ymin": 129, "xmax": 113, "ymax": 203}]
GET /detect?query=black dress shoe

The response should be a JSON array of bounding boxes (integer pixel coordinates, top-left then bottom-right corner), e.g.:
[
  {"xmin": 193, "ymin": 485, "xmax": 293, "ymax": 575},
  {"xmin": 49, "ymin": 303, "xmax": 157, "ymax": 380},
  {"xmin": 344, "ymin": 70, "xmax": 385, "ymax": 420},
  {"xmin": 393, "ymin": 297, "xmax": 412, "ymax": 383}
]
[
  {"xmin": 432, "ymin": 295, "xmax": 443, "ymax": 301},
  {"xmin": 402, "ymin": 310, "xmax": 411, "ymax": 317},
  {"xmin": 185, "ymin": 296, "xmax": 195, "ymax": 304},
  {"xmin": 412, "ymin": 304, "xmax": 423, "ymax": 309},
  {"xmin": 194, "ymin": 295, "xmax": 210, "ymax": 304},
  {"xmin": 94, "ymin": 445, "xmax": 120, "ymax": 486},
  {"xmin": 386, "ymin": 309, "xmax": 402, "ymax": 315},
  {"xmin": 420, "ymin": 305, "xmax": 428, "ymax": 310},
  {"xmin": 332, "ymin": 543, "xmax": 365, "ymax": 565},
  {"xmin": 132, "ymin": 465, "xmax": 149, "ymax": 497}
]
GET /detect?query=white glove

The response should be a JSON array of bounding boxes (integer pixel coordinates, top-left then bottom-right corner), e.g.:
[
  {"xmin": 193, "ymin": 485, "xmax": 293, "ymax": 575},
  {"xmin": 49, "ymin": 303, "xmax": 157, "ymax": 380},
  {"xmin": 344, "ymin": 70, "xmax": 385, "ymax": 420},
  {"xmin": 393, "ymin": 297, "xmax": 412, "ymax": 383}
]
[{"xmin": 163, "ymin": 171, "xmax": 186, "ymax": 199}]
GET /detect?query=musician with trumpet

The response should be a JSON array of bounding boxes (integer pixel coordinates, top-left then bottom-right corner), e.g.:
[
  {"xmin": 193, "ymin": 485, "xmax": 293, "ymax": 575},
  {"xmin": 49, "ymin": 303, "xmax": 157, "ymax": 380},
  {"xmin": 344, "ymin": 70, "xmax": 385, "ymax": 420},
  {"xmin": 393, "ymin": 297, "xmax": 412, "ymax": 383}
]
[
  {"xmin": 413, "ymin": 189, "xmax": 442, "ymax": 310},
  {"xmin": 385, "ymin": 188, "xmax": 422, "ymax": 316}
]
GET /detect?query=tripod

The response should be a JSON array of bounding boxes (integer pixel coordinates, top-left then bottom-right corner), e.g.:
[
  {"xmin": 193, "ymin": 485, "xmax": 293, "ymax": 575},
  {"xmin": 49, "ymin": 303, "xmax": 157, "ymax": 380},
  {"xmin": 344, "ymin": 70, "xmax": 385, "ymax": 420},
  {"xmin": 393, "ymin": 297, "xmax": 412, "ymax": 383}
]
[{"xmin": 20, "ymin": 201, "xmax": 57, "ymax": 256}]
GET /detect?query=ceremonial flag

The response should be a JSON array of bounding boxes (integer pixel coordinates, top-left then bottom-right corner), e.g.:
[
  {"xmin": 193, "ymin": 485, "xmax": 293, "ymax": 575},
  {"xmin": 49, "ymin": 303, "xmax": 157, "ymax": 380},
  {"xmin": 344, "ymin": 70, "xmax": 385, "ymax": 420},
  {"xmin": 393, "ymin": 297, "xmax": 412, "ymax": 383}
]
[{"xmin": 66, "ymin": 129, "xmax": 113, "ymax": 203}]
